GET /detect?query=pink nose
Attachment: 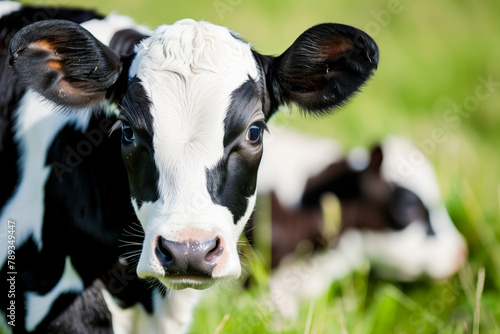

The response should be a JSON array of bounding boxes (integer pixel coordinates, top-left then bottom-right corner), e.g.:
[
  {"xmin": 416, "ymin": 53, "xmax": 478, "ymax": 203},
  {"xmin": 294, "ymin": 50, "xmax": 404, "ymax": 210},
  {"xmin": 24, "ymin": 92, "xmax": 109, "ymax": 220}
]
[{"xmin": 155, "ymin": 236, "xmax": 224, "ymax": 277}]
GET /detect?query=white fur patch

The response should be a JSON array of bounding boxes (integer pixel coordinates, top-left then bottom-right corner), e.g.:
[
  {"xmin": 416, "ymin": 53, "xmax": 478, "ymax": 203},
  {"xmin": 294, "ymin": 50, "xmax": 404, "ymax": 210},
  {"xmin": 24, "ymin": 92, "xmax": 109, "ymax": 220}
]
[
  {"xmin": 132, "ymin": 199, "xmax": 153, "ymax": 231},
  {"xmin": 81, "ymin": 13, "xmax": 151, "ymax": 46},
  {"xmin": 363, "ymin": 218, "xmax": 466, "ymax": 280},
  {"xmin": 380, "ymin": 136, "xmax": 442, "ymax": 208},
  {"xmin": 0, "ymin": 1, "xmax": 20, "ymax": 18},
  {"xmin": 25, "ymin": 256, "xmax": 84, "ymax": 331},
  {"xmin": 102, "ymin": 288, "xmax": 202, "ymax": 334},
  {"xmin": 130, "ymin": 20, "xmax": 260, "ymax": 282},
  {"xmin": 0, "ymin": 91, "xmax": 92, "ymax": 267}
]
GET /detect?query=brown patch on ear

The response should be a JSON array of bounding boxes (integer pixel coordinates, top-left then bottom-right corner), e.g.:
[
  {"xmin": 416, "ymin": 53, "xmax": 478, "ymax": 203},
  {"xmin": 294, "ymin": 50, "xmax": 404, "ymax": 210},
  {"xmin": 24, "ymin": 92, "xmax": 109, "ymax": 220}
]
[
  {"xmin": 47, "ymin": 60, "xmax": 62, "ymax": 70},
  {"xmin": 318, "ymin": 38, "xmax": 354, "ymax": 62},
  {"xmin": 9, "ymin": 20, "xmax": 122, "ymax": 108},
  {"xmin": 30, "ymin": 39, "xmax": 58, "ymax": 53}
]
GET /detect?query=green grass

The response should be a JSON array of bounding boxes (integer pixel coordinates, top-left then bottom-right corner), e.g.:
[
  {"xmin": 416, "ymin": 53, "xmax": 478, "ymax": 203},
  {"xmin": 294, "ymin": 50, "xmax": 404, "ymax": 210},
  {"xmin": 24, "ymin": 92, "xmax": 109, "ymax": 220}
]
[{"xmin": 19, "ymin": 0, "xmax": 500, "ymax": 332}]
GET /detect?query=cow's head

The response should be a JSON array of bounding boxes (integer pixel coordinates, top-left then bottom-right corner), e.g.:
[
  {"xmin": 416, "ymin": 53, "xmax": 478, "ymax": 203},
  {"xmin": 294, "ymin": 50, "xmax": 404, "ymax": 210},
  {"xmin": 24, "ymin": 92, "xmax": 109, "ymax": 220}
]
[
  {"xmin": 363, "ymin": 137, "xmax": 468, "ymax": 280},
  {"xmin": 9, "ymin": 18, "xmax": 378, "ymax": 289},
  {"xmin": 298, "ymin": 137, "xmax": 467, "ymax": 280}
]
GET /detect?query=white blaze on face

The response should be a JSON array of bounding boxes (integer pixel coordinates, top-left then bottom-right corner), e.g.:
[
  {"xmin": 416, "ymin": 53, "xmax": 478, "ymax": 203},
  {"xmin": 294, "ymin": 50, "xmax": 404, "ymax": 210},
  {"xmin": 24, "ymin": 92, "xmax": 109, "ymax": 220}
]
[{"xmin": 129, "ymin": 20, "xmax": 260, "ymax": 286}]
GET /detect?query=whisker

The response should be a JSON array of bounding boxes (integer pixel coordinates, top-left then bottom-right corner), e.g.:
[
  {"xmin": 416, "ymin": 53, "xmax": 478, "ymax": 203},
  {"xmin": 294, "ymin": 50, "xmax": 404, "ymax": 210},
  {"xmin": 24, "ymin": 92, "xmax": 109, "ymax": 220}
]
[
  {"xmin": 119, "ymin": 253, "xmax": 141, "ymax": 261},
  {"xmin": 118, "ymin": 241, "xmax": 143, "ymax": 247},
  {"xmin": 120, "ymin": 249, "xmax": 141, "ymax": 256}
]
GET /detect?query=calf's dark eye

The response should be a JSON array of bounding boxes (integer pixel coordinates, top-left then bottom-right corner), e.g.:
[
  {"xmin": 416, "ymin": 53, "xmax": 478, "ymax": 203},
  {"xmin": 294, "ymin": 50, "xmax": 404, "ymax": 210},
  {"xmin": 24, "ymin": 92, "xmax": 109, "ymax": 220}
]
[
  {"xmin": 246, "ymin": 123, "xmax": 264, "ymax": 145},
  {"xmin": 121, "ymin": 122, "xmax": 135, "ymax": 143}
]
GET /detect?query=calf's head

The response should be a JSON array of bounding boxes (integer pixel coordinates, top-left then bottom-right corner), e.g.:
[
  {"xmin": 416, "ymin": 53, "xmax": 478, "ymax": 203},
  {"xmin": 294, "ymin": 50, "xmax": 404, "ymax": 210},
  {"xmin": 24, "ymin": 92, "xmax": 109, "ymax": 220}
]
[{"xmin": 9, "ymin": 18, "xmax": 378, "ymax": 289}]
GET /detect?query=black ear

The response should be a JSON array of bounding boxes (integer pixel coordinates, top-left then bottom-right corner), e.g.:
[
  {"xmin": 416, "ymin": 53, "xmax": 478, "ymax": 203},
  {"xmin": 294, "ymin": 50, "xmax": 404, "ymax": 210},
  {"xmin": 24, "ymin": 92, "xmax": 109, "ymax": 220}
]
[
  {"xmin": 9, "ymin": 20, "xmax": 122, "ymax": 108},
  {"xmin": 109, "ymin": 29, "xmax": 148, "ymax": 56},
  {"xmin": 257, "ymin": 23, "xmax": 379, "ymax": 119},
  {"xmin": 368, "ymin": 145, "xmax": 384, "ymax": 174}
]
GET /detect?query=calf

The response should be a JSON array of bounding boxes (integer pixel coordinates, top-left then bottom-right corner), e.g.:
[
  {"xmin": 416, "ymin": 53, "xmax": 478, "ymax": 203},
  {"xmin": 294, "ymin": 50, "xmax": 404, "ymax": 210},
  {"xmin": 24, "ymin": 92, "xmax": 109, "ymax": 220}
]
[
  {"xmin": 256, "ymin": 128, "xmax": 467, "ymax": 318},
  {"xmin": 0, "ymin": 2, "xmax": 378, "ymax": 332}
]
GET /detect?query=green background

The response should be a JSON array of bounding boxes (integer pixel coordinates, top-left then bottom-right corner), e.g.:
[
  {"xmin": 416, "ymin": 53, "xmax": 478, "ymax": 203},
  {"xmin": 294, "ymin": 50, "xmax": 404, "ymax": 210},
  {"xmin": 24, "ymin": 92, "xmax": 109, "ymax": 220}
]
[{"xmin": 18, "ymin": 0, "xmax": 500, "ymax": 332}]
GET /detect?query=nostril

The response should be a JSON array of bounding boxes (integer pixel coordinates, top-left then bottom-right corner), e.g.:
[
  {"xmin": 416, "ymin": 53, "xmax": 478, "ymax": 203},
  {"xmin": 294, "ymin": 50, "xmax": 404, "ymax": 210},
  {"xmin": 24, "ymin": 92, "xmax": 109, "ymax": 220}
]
[
  {"xmin": 156, "ymin": 236, "xmax": 174, "ymax": 264},
  {"xmin": 205, "ymin": 236, "xmax": 223, "ymax": 263},
  {"xmin": 154, "ymin": 236, "xmax": 224, "ymax": 277}
]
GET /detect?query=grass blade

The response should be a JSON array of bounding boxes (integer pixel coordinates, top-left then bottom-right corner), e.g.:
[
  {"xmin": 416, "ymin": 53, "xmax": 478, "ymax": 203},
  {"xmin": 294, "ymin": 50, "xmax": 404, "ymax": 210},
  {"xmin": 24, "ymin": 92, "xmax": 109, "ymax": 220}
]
[{"xmin": 473, "ymin": 268, "xmax": 485, "ymax": 334}]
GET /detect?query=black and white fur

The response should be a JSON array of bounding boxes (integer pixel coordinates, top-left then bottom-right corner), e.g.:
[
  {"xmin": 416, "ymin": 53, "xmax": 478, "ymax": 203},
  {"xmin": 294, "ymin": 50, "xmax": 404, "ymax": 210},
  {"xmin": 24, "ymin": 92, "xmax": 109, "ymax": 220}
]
[{"xmin": 0, "ymin": 2, "xmax": 378, "ymax": 332}]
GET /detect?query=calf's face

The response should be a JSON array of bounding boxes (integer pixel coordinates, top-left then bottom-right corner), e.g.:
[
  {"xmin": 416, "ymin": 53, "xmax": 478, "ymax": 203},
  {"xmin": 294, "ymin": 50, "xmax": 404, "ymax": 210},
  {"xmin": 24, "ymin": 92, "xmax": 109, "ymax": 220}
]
[
  {"xmin": 123, "ymin": 22, "xmax": 267, "ymax": 287},
  {"xmin": 9, "ymin": 18, "xmax": 378, "ymax": 289}
]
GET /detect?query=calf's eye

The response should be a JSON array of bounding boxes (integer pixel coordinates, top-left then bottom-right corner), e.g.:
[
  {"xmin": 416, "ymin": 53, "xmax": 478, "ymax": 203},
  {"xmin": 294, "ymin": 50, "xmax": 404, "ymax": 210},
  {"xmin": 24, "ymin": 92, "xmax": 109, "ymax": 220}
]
[
  {"xmin": 121, "ymin": 122, "xmax": 135, "ymax": 143},
  {"xmin": 246, "ymin": 122, "xmax": 265, "ymax": 145}
]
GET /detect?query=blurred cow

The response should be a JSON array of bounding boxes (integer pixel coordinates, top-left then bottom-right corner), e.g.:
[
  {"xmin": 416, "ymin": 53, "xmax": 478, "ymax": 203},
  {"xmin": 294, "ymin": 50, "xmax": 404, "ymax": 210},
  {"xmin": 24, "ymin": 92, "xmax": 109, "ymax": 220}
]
[{"xmin": 255, "ymin": 127, "xmax": 467, "ymax": 318}]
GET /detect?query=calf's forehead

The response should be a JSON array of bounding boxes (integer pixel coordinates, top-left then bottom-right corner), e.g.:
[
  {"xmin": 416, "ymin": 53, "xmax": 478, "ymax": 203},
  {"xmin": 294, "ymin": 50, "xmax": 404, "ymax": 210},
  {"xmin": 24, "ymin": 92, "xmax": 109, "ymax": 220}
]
[
  {"xmin": 129, "ymin": 19, "xmax": 260, "ymax": 145},
  {"xmin": 130, "ymin": 19, "xmax": 259, "ymax": 85}
]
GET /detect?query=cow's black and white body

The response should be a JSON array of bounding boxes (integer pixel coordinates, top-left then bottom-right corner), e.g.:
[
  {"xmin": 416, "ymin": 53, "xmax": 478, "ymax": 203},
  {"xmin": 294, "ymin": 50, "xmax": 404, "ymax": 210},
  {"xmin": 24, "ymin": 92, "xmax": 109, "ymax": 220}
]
[
  {"xmin": 0, "ymin": 2, "xmax": 378, "ymax": 332},
  {"xmin": 256, "ymin": 128, "xmax": 467, "ymax": 319}
]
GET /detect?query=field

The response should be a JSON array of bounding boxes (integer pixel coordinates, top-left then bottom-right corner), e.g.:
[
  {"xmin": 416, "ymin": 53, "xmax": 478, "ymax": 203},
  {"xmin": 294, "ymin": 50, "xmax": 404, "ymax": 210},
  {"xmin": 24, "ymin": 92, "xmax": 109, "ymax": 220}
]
[{"xmin": 19, "ymin": 0, "xmax": 500, "ymax": 332}]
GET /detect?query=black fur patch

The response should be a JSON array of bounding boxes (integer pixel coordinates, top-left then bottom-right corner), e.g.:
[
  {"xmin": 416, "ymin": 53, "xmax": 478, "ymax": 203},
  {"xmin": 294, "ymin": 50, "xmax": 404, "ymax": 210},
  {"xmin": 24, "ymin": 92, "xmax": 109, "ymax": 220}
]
[
  {"xmin": 388, "ymin": 186, "xmax": 434, "ymax": 235},
  {"xmin": 41, "ymin": 264, "xmax": 156, "ymax": 333},
  {"xmin": 222, "ymin": 79, "xmax": 261, "ymax": 147},
  {"xmin": 301, "ymin": 160, "xmax": 361, "ymax": 205},
  {"xmin": 119, "ymin": 77, "xmax": 159, "ymax": 206},
  {"xmin": 40, "ymin": 261, "xmax": 155, "ymax": 333},
  {"xmin": 44, "ymin": 282, "xmax": 113, "ymax": 334},
  {"xmin": 120, "ymin": 77, "xmax": 155, "ymax": 144},
  {"xmin": 43, "ymin": 114, "xmax": 136, "ymax": 285},
  {"xmin": 301, "ymin": 160, "xmax": 434, "ymax": 234},
  {"xmin": 206, "ymin": 80, "xmax": 264, "ymax": 224}
]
